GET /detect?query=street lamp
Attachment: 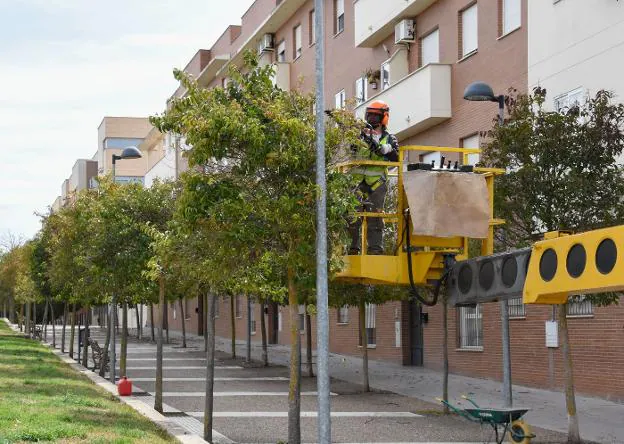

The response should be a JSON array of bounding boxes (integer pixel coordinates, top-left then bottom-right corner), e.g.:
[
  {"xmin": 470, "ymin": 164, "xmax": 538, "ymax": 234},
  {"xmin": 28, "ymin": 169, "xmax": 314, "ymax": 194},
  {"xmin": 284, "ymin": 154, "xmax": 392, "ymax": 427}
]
[
  {"xmin": 111, "ymin": 146, "xmax": 142, "ymax": 180},
  {"xmin": 463, "ymin": 81, "xmax": 505, "ymax": 125},
  {"xmin": 108, "ymin": 145, "xmax": 142, "ymax": 385},
  {"xmin": 463, "ymin": 80, "xmax": 512, "ymax": 408}
]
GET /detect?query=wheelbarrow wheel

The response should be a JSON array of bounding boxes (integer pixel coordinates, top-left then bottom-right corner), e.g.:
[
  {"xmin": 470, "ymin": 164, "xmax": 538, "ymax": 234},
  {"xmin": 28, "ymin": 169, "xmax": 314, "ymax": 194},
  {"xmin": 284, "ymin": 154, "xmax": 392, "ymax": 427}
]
[{"xmin": 508, "ymin": 420, "xmax": 532, "ymax": 444}]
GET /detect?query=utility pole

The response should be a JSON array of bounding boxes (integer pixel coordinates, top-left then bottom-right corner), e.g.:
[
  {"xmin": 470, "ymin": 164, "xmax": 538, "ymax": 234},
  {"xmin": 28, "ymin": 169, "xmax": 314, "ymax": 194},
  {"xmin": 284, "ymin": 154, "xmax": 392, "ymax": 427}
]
[{"xmin": 314, "ymin": 0, "xmax": 331, "ymax": 442}]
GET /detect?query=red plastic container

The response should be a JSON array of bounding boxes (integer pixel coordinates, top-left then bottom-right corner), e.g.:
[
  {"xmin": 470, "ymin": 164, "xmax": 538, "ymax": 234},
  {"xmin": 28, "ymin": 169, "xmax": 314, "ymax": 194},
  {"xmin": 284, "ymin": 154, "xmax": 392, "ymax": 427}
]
[{"xmin": 118, "ymin": 376, "xmax": 132, "ymax": 396}]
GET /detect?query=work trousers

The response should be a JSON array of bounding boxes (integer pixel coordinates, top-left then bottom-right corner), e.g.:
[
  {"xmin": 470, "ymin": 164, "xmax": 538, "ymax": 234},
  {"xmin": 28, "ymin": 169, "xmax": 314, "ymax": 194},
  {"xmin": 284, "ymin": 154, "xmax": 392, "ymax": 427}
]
[{"xmin": 349, "ymin": 180, "xmax": 387, "ymax": 255}]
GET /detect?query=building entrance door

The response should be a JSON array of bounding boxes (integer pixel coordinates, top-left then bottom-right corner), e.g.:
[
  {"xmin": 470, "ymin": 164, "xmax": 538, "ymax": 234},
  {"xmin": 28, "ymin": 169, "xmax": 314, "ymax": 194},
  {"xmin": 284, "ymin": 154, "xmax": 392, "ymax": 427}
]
[{"xmin": 409, "ymin": 300, "xmax": 424, "ymax": 366}]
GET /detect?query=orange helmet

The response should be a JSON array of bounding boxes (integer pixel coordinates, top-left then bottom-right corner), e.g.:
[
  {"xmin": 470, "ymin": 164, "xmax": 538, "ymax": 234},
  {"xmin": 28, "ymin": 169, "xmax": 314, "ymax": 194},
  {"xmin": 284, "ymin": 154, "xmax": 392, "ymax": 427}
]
[{"xmin": 365, "ymin": 100, "xmax": 390, "ymax": 128}]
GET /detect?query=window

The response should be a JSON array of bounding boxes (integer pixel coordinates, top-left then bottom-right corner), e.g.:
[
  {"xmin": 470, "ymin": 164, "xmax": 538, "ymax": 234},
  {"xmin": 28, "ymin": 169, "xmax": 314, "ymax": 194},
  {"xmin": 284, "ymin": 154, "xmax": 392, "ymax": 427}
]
[
  {"xmin": 554, "ymin": 87, "xmax": 585, "ymax": 113},
  {"xmin": 235, "ymin": 295, "xmax": 242, "ymax": 318},
  {"xmin": 355, "ymin": 77, "xmax": 367, "ymax": 105},
  {"xmin": 381, "ymin": 61, "xmax": 390, "ymax": 90},
  {"xmin": 293, "ymin": 24, "xmax": 302, "ymax": 59},
  {"xmin": 460, "ymin": 3, "xmax": 478, "ymax": 58},
  {"xmin": 335, "ymin": 89, "xmax": 346, "ymax": 109},
  {"xmin": 457, "ymin": 305, "xmax": 482, "ymax": 349},
  {"xmin": 299, "ymin": 305, "xmax": 306, "ymax": 332},
  {"xmin": 335, "ymin": 0, "xmax": 345, "ymax": 34},
  {"xmin": 508, "ymin": 297, "xmax": 525, "ymax": 318},
  {"xmin": 277, "ymin": 40, "xmax": 286, "ymax": 63},
  {"xmin": 250, "ymin": 301, "xmax": 257, "ymax": 334},
  {"xmin": 420, "ymin": 28, "xmax": 440, "ymax": 66},
  {"xmin": 358, "ymin": 304, "xmax": 376, "ymax": 347},
  {"xmin": 104, "ymin": 137, "xmax": 144, "ymax": 149},
  {"xmin": 337, "ymin": 306, "xmax": 349, "ymax": 324},
  {"xmin": 173, "ymin": 304, "xmax": 177, "ymax": 320},
  {"xmin": 502, "ymin": 0, "xmax": 521, "ymax": 35},
  {"xmin": 462, "ymin": 133, "xmax": 480, "ymax": 165},
  {"xmin": 214, "ymin": 296, "xmax": 220, "ymax": 318},
  {"xmin": 309, "ymin": 10, "xmax": 316, "ymax": 45},
  {"xmin": 567, "ymin": 296, "xmax": 593, "ymax": 316}
]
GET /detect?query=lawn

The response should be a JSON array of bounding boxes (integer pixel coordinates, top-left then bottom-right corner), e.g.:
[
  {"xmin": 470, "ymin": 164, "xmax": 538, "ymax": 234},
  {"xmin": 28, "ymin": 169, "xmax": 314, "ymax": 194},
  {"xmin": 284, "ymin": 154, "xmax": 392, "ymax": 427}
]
[{"xmin": 0, "ymin": 320, "xmax": 175, "ymax": 443}]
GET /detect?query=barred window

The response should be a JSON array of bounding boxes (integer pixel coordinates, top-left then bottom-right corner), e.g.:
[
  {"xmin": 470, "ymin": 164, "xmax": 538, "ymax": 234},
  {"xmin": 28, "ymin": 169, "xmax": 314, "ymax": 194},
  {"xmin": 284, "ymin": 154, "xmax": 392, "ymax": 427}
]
[
  {"xmin": 337, "ymin": 306, "xmax": 349, "ymax": 324},
  {"xmin": 567, "ymin": 296, "xmax": 593, "ymax": 316},
  {"xmin": 508, "ymin": 297, "xmax": 525, "ymax": 318},
  {"xmin": 358, "ymin": 304, "xmax": 376, "ymax": 347},
  {"xmin": 250, "ymin": 301, "xmax": 256, "ymax": 334},
  {"xmin": 457, "ymin": 305, "xmax": 483, "ymax": 349},
  {"xmin": 235, "ymin": 295, "xmax": 242, "ymax": 318}
]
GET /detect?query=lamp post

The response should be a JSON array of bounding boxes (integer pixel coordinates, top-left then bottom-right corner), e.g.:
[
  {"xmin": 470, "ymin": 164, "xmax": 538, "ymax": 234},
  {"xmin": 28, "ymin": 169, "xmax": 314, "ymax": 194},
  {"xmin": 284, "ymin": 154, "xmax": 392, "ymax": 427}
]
[
  {"xmin": 463, "ymin": 81, "xmax": 512, "ymax": 408},
  {"xmin": 109, "ymin": 146, "xmax": 143, "ymax": 384}
]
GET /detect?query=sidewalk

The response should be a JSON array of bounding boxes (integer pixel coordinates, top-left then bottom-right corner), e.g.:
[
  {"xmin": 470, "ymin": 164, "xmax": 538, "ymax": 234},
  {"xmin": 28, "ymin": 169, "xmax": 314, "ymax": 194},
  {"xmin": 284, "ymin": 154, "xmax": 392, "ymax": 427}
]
[{"xmin": 169, "ymin": 329, "xmax": 622, "ymax": 444}]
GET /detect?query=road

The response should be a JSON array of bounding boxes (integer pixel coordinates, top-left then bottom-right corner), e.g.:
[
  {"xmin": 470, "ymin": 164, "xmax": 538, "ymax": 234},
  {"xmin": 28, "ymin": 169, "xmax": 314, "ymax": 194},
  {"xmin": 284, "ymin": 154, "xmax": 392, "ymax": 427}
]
[{"xmin": 52, "ymin": 326, "xmax": 569, "ymax": 443}]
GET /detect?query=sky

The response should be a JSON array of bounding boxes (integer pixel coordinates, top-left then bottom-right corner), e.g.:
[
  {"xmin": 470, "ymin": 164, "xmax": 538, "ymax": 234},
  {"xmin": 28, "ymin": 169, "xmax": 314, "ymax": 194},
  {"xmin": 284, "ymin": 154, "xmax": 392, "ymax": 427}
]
[{"xmin": 0, "ymin": 0, "xmax": 254, "ymax": 241}]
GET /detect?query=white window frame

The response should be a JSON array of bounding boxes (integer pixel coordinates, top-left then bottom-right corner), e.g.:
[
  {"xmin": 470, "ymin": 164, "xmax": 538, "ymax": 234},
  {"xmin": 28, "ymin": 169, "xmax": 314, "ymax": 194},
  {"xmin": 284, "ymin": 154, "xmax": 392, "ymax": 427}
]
[
  {"xmin": 277, "ymin": 40, "xmax": 286, "ymax": 63},
  {"xmin": 335, "ymin": 0, "xmax": 345, "ymax": 34},
  {"xmin": 294, "ymin": 24, "xmax": 302, "ymax": 59},
  {"xmin": 355, "ymin": 76, "xmax": 367, "ymax": 105},
  {"xmin": 359, "ymin": 303, "xmax": 376, "ymax": 348},
  {"xmin": 461, "ymin": 3, "xmax": 478, "ymax": 58},
  {"xmin": 554, "ymin": 87, "xmax": 585, "ymax": 113},
  {"xmin": 457, "ymin": 304, "xmax": 483, "ymax": 349},
  {"xmin": 502, "ymin": 0, "xmax": 521, "ymax": 36},
  {"xmin": 309, "ymin": 10, "xmax": 316, "ymax": 45},
  {"xmin": 508, "ymin": 297, "xmax": 526, "ymax": 318},
  {"xmin": 567, "ymin": 295, "xmax": 593, "ymax": 317},
  {"xmin": 298, "ymin": 305, "xmax": 306, "ymax": 333},
  {"xmin": 421, "ymin": 28, "xmax": 440, "ymax": 66},
  {"xmin": 462, "ymin": 133, "xmax": 480, "ymax": 165},
  {"xmin": 337, "ymin": 306, "xmax": 349, "ymax": 324},
  {"xmin": 381, "ymin": 61, "xmax": 390, "ymax": 90},
  {"xmin": 335, "ymin": 89, "xmax": 346, "ymax": 109}
]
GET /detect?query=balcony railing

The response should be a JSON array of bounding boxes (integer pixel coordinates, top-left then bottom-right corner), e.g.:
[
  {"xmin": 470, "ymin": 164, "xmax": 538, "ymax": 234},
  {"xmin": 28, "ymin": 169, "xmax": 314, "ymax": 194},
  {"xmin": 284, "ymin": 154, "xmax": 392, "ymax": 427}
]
[
  {"xmin": 355, "ymin": 63, "xmax": 452, "ymax": 140},
  {"xmin": 354, "ymin": 0, "xmax": 439, "ymax": 48}
]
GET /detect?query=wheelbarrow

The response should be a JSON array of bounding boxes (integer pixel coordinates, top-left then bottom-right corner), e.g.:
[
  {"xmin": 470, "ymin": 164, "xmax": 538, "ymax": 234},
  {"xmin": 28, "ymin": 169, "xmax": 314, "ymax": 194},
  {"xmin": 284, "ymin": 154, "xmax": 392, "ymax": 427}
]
[{"xmin": 437, "ymin": 395, "xmax": 535, "ymax": 444}]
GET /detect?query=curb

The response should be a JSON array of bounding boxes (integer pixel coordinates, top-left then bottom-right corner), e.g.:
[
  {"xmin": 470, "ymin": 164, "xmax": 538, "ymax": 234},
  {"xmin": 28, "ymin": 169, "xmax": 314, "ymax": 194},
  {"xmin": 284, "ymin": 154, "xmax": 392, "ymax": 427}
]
[{"xmin": 1, "ymin": 319, "xmax": 208, "ymax": 444}]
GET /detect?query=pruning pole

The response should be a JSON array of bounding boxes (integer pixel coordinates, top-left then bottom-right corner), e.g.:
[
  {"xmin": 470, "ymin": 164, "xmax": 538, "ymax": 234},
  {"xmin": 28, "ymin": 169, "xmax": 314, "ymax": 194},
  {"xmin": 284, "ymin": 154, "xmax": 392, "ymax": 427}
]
[{"xmin": 314, "ymin": 0, "xmax": 330, "ymax": 442}]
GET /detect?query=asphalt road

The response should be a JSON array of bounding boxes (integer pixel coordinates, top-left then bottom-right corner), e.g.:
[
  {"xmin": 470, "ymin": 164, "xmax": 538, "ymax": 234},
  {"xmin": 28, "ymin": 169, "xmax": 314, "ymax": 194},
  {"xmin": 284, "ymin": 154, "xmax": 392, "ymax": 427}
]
[{"xmin": 51, "ymin": 327, "xmax": 570, "ymax": 443}]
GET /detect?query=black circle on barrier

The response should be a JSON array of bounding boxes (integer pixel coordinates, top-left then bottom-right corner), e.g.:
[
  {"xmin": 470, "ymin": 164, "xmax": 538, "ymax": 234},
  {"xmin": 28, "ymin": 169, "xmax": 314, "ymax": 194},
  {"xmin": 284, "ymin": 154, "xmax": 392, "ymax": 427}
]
[
  {"xmin": 501, "ymin": 255, "xmax": 518, "ymax": 288},
  {"xmin": 596, "ymin": 238, "xmax": 617, "ymax": 275},
  {"xmin": 479, "ymin": 261, "xmax": 495, "ymax": 291},
  {"xmin": 566, "ymin": 244, "xmax": 586, "ymax": 278},
  {"xmin": 539, "ymin": 249, "xmax": 558, "ymax": 282},
  {"xmin": 458, "ymin": 264, "xmax": 473, "ymax": 295}
]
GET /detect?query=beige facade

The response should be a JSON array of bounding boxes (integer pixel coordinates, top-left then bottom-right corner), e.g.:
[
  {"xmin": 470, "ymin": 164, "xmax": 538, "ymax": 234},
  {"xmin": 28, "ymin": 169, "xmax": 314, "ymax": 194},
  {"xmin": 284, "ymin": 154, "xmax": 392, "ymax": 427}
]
[{"xmin": 97, "ymin": 116, "xmax": 153, "ymax": 179}]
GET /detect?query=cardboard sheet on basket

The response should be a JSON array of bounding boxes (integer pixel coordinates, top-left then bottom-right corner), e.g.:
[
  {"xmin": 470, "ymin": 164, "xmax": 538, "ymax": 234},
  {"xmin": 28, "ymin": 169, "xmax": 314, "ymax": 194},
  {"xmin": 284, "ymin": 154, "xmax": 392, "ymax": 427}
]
[{"xmin": 403, "ymin": 170, "xmax": 490, "ymax": 239}]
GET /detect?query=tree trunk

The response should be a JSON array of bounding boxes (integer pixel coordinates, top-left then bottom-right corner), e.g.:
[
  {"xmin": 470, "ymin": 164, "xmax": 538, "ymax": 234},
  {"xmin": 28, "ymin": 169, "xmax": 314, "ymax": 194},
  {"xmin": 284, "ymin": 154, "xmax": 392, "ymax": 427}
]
[
  {"xmin": 180, "ymin": 298, "xmax": 187, "ymax": 348},
  {"xmin": 136, "ymin": 304, "xmax": 142, "ymax": 339},
  {"xmin": 18, "ymin": 304, "xmax": 23, "ymax": 331},
  {"xmin": 260, "ymin": 301, "xmax": 268, "ymax": 367},
  {"xmin": 204, "ymin": 293, "xmax": 208, "ymax": 352},
  {"xmin": 69, "ymin": 304, "xmax": 76, "ymax": 359},
  {"xmin": 306, "ymin": 309, "xmax": 314, "ymax": 378},
  {"xmin": 82, "ymin": 305, "xmax": 90, "ymax": 367},
  {"xmin": 120, "ymin": 302, "xmax": 128, "ymax": 377},
  {"xmin": 42, "ymin": 299, "xmax": 49, "ymax": 342},
  {"xmin": 230, "ymin": 295, "xmax": 236, "ymax": 359},
  {"xmin": 559, "ymin": 304, "xmax": 581, "ymax": 443},
  {"xmin": 100, "ymin": 308, "xmax": 111, "ymax": 377},
  {"xmin": 287, "ymin": 267, "xmax": 301, "ymax": 444},
  {"xmin": 9, "ymin": 296, "xmax": 16, "ymax": 324},
  {"xmin": 51, "ymin": 301, "xmax": 56, "ymax": 349},
  {"xmin": 359, "ymin": 299, "xmax": 370, "ymax": 392},
  {"xmin": 154, "ymin": 275, "xmax": 165, "ymax": 413},
  {"xmin": 110, "ymin": 298, "xmax": 117, "ymax": 384},
  {"xmin": 442, "ymin": 300, "xmax": 449, "ymax": 414},
  {"xmin": 150, "ymin": 304, "xmax": 155, "ymax": 342},
  {"xmin": 165, "ymin": 302, "xmax": 169, "ymax": 344},
  {"xmin": 203, "ymin": 293, "xmax": 217, "ymax": 441},
  {"xmin": 25, "ymin": 302, "xmax": 31, "ymax": 338},
  {"xmin": 61, "ymin": 303, "xmax": 68, "ymax": 353},
  {"xmin": 246, "ymin": 295, "xmax": 252, "ymax": 363}
]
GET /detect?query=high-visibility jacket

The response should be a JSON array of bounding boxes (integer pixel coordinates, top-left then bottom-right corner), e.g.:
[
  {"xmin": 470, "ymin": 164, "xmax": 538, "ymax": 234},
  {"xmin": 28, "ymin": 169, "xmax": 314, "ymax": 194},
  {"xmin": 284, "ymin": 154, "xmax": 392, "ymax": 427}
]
[{"xmin": 352, "ymin": 130, "xmax": 399, "ymax": 191}]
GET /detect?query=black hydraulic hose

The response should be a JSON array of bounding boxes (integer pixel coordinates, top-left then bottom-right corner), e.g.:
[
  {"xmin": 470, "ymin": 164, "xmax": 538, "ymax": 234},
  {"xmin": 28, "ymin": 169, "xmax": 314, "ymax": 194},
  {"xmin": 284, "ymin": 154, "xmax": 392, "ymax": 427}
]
[{"xmin": 405, "ymin": 210, "xmax": 450, "ymax": 306}]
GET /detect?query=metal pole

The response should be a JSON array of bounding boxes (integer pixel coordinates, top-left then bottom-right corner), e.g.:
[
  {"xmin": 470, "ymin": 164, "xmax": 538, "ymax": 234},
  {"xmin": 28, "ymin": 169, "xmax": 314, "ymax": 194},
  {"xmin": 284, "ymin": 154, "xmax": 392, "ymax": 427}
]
[
  {"xmin": 314, "ymin": 0, "xmax": 330, "ymax": 442},
  {"xmin": 497, "ymin": 95, "xmax": 512, "ymax": 407},
  {"xmin": 110, "ymin": 295, "xmax": 116, "ymax": 384}
]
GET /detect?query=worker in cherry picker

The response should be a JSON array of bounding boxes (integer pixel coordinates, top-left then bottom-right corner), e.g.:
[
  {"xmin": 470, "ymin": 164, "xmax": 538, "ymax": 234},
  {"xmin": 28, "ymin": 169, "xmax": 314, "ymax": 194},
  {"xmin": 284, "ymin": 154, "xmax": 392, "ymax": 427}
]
[{"xmin": 348, "ymin": 100, "xmax": 399, "ymax": 255}]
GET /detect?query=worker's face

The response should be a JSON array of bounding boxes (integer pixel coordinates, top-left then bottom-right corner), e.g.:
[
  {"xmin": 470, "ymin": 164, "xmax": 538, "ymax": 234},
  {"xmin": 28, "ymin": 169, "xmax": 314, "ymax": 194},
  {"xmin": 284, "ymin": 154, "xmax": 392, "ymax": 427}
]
[{"xmin": 365, "ymin": 112, "xmax": 383, "ymax": 128}]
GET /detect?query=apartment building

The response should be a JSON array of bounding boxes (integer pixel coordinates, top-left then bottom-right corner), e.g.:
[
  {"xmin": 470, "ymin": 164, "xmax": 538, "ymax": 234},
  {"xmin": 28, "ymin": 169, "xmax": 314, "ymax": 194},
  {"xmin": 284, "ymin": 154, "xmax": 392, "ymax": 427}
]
[{"xmin": 155, "ymin": 0, "xmax": 624, "ymax": 401}]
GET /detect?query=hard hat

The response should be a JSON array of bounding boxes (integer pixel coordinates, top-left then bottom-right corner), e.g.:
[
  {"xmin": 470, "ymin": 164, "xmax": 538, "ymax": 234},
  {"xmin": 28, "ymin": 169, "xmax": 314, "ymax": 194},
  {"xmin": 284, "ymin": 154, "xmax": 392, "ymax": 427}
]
[{"xmin": 365, "ymin": 100, "xmax": 390, "ymax": 127}]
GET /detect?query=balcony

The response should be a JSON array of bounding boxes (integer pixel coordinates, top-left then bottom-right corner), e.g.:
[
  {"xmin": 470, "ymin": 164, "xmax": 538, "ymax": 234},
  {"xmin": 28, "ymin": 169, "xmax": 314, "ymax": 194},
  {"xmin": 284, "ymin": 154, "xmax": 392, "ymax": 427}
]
[
  {"xmin": 355, "ymin": 63, "xmax": 452, "ymax": 141},
  {"xmin": 354, "ymin": 0, "xmax": 438, "ymax": 48}
]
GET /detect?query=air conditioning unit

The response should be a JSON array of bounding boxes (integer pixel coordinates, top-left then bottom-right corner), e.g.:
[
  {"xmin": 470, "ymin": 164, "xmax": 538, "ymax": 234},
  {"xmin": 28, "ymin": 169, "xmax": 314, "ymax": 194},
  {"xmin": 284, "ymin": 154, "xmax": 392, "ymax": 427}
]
[
  {"xmin": 394, "ymin": 19, "xmax": 415, "ymax": 45},
  {"xmin": 258, "ymin": 33, "xmax": 275, "ymax": 53}
]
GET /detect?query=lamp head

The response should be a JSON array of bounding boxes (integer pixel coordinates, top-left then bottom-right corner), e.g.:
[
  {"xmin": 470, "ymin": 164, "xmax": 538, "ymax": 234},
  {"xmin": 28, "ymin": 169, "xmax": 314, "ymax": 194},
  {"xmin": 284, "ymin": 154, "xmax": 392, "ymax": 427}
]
[
  {"xmin": 120, "ymin": 146, "xmax": 142, "ymax": 160},
  {"xmin": 463, "ymin": 81, "xmax": 497, "ymax": 102}
]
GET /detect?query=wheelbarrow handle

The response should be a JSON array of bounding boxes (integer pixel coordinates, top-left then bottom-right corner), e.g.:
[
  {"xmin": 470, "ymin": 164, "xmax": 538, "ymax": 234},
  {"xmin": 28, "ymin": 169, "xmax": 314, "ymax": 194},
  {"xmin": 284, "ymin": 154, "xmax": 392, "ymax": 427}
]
[
  {"xmin": 436, "ymin": 398, "xmax": 477, "ymax": 421},
  {"xmin": 461, "ymin": 395, "xmax": 481, "ymax": 408}
]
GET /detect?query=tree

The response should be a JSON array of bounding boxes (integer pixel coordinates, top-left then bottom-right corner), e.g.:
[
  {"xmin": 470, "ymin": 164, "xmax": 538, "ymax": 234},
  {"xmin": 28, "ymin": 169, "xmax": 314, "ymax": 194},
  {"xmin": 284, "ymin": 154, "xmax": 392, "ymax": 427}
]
[
  {"xmin": 482, "ymin": 88, "xmax": 624, "ymax": 443},
  {"xmin": 151, "ymin": 52, "xmax": 362, "ymax": 443}
]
